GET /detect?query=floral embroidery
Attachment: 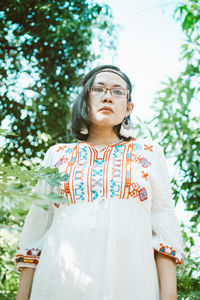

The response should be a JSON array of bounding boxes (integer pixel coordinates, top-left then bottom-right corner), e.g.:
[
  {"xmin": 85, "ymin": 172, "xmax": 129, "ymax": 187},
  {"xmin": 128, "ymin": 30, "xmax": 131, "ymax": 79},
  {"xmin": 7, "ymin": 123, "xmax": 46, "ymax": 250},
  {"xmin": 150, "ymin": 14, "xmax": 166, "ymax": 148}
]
[
  {"xmin": 16, "ymin": 248, "xmax": 41, "ymax": 266},
  {"xmin": 129, "ymin": 183, "xmax": 148, "ymax": 202},
  {"xmin": 133, "ymin": 143, "xmax": 142, "ymax": 150},
  {"xmin": 53, "ymin": 141, "xmax": 152, "ymax": 204},
  {"xmin": 158, "ymin": 243, "xmax": 184, "ymax": 265},
  {"xmin": 139, "ymin": 187, "xmax": 148, "ymax": 201},
  {"xmin": 54, "ymin": 155, "xmax": 70, "ymax": 168},
  {"xmin": 131, "ymin": 154, "xmax": 151, "ymax": 168},
  {"xmin": 129, "ymin": 182, "xmax": 140, "ymax": 198},
  {"xmin": 144, "ymin": 144, "xmax": 153, "ymax": 152},
  {"xmin": 140, "ymin": 157, "xmax": 151, "ymax": 168},
  {"xmin": 131, "ymin": 154, "xmax": 141, "ymax": 163},
  {"xmin": 141, "ymin": 171, "xmax": 148, "ymax": 181},
  {"xmin": 56, "ymin": 145, "xmax": 68, "ymax": 152}
]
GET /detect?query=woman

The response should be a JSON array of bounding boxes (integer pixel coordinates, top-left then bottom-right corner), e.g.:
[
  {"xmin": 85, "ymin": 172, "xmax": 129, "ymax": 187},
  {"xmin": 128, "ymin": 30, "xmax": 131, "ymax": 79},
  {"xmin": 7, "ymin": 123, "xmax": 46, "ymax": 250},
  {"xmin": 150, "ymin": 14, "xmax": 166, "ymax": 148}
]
[{"xmin": 16, "ymin": 65, "xmax": 184, "ymax": 300}]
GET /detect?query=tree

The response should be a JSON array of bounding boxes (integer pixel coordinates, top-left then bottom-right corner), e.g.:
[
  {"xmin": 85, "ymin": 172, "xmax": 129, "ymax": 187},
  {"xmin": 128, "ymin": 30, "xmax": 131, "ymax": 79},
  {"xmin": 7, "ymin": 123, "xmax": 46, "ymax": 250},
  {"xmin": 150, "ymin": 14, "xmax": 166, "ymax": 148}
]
[
  {"xmin": 0, "ymin": 1, "xmax": 117, "ymax": 297},
  {"xmin": 150, "ymin": 0, "xmax": 200, "ymax": 225},
  {"xmin": 0, "ymin": 128, "xmax": 71, "ymax": 298},
  {"xmin": 0, "ymin": 0, "xmax": 116, "ymax": 164},
  {"xmin": 149, "ymin": 0, "xmax": 200, "ymax": 298}
]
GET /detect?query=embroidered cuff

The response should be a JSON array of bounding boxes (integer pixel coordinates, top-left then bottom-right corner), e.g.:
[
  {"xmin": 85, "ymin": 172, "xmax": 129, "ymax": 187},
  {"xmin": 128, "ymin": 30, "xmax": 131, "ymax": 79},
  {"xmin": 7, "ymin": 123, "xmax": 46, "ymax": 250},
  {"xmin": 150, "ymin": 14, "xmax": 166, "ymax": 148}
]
[
  {"xmin": 155, "ymin": 243, "xmax": 184, "ymax": 265},
  {"xmin": 16, "ymin": 247, "xmax": 42, "ymax": 270}
]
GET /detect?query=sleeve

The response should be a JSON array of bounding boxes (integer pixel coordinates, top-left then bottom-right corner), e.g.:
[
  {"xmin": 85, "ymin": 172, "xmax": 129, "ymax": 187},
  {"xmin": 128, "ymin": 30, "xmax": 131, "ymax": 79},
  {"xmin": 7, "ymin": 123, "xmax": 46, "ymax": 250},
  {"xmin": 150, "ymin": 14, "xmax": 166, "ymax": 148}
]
[
  {"xmin": 15, "ymin": 147, "xmax": 56, "ymax": 271},
  {"xmin": 150, "ymin": 143, "xmax": 184, "ymax": 265}
]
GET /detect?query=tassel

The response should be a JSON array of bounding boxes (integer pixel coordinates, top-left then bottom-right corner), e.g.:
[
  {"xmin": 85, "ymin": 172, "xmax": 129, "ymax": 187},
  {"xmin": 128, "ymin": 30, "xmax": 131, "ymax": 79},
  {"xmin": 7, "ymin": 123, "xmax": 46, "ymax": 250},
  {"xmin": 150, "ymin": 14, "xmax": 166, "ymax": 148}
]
[
  {"xmin": 119, "ymin": 117, "xmax": 134, "ymax": 138},
  {"xmin": 80, "ymin": 127, "xmax": 88, "ymax": 135}
]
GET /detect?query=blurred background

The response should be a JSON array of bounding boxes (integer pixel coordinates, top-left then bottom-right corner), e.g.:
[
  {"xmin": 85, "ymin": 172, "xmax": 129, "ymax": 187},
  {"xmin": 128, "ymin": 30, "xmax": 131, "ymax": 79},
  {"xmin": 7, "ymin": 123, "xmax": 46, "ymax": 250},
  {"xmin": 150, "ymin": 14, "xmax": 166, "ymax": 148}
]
[{"xmin": 0, "ymin": 0, "xmax": 199, "ymax": 298}]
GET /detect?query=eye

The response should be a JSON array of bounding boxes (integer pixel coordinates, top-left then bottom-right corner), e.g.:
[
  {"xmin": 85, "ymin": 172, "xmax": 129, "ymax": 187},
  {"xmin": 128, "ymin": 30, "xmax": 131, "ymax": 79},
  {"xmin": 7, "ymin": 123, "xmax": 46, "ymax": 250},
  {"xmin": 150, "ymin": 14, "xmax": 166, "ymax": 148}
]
[
  {"xmin": 91, "ymin": 86, "xmax": 104, "ymax": 93},
  {"xmin": 113, "ymin": 89, "xmax": 124, "ymax": 96}
]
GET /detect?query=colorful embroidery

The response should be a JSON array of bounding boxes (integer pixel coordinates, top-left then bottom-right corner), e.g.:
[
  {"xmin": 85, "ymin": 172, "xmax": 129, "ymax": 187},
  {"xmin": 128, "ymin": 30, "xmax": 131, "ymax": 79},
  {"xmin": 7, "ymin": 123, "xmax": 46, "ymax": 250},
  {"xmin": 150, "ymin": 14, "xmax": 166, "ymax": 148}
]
[
  {"xmin": 54, "ymin": 155, "xmax": 70, "ymax": 168},
  {"xmin": 131, "ymin": 154, "xmax": 151, "ymax": 168},
  {"xmin": 139, "ymin": 187, "xmax": 148, "ymax": 201},
  {"xmin": 65, "ymin": 145, "xmax": 77, "ymax": 156},
  {"xmin": 56, "ymin": 145, "xmax": 68, "ymax": 152},
  {"xmin": 16, "ymin": 248, "xmax": 41, "ymax": 266},
  {"xmin": 52, "ymin": 140, "xmax": 151, "ymax": 205},
  {"xmin": 110, "ymin": 146, "xmax": 124, "ymax": 198},
  {"xmin": 141, "ymin": 157, "xmax": 151, "ymax": 168},
  {"xmin": 141, "ymin": 171, "xmax": 149, "ymax": 181},
  {"xmin": 129, "ymin": 183, "xmax": 148, "ymax": 201},
  {"xmin": 159, "ymin": 243, "xmax": 176, "ymax": 256},
  {"xmin": 64, "ymin": 145, "xmax": 79, "ymax": 204},
  {"xmin": 133, "ymin": 143, "xmax": 142, "ymax": 150},
  {"xmin": 144, "ymin": 144, "xmax": 153, "ymax": 152},
  {"xmin": 123, "ymin": 143, "xmax": 134, "ymax": 199},
  {"xmin": 129, "ymin": 182, "xmax": 140, "ymax": 198},
  {"xmin": 131, "ymin": 154, "xmax": 141, "ymax": 163},
  {"xmin": 158, "ymin": 243, "xmax": 184, "ymax": 265}
]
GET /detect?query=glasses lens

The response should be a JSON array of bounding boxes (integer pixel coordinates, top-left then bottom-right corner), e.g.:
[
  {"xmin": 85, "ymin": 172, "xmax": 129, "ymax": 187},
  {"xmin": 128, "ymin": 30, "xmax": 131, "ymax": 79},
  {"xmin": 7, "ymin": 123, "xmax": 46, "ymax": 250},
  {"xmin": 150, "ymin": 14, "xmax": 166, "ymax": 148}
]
[
  {"xmin": 90, "ymin": 86, "xmax": 127, "ymax": 98},
  {"xmin": 112, "ymin": 89, "xmax": 126, "ymax": 97},
  {"xmin": 91, "ymin": 86, "xmax": 105, "ymax": 94}
]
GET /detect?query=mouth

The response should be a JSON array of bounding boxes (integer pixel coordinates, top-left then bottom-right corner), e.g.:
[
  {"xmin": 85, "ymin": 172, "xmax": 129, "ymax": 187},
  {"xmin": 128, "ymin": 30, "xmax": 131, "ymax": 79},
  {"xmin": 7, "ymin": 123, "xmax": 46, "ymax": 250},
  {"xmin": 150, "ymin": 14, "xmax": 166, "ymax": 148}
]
[{"xmin": 99, "ymin": 107, "xmax": 113, "ymax": 112}]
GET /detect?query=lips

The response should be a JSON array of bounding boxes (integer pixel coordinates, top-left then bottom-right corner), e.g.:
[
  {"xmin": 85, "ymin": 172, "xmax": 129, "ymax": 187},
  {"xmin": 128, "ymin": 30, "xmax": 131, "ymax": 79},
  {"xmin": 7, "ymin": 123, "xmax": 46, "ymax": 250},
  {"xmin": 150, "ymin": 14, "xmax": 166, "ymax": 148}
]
[{"xmin": 99, "ymin": 107, "xmax": 113, "ymax": 112}]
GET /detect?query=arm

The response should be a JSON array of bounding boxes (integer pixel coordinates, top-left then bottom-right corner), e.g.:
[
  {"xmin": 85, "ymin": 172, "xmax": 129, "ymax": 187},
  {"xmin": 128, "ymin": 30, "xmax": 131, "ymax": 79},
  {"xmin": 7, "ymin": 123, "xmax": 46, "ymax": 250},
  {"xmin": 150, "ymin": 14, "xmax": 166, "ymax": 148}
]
[
  {"xmin": 15, "ymin": 147, "xmax": 55, "ymax": 297},
  {"xmin": 149, "ymin": 144, "xmax": 184, "ymax": 298},
  {"xmin": 16, "ymin": 268, "xmax": 35, "ymax": 300},
  {"xmin": 155, "ymin": 252, "xmax": 177, "ymax": 300}
]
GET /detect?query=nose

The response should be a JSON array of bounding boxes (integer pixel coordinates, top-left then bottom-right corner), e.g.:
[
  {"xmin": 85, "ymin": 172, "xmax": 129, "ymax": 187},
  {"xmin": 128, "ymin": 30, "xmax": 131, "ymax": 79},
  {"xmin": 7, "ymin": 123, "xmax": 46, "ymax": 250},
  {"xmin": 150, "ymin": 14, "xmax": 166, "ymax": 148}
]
[{"xmin": 101, "ymin": 89, "xmax": 113, "ymax": 102}]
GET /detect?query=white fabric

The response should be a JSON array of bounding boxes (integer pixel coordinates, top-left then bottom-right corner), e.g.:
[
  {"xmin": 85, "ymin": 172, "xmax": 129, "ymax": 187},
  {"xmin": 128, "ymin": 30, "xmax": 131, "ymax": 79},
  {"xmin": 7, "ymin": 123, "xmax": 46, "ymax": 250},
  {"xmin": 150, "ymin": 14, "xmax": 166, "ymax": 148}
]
[{"xmin": 16, "ymin": 138, "xmax": 184, "ymax": 300}]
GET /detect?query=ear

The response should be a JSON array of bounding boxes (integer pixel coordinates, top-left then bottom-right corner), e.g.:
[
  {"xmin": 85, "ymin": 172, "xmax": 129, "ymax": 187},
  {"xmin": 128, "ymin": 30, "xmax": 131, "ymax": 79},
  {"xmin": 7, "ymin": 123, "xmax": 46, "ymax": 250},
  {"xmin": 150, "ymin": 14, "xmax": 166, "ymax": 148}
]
[{"xmin": 126, "ymin": 102, "xmax": 134, "ymax": 116}]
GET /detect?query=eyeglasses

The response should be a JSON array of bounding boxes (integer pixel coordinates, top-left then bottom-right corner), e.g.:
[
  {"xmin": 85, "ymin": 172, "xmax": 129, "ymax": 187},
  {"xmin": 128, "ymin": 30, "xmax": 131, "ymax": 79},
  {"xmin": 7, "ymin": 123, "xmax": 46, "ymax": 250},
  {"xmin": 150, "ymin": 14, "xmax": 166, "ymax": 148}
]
[{"xmin": 89, "ymin": 86, "xmax": 129, "ymax": 98}]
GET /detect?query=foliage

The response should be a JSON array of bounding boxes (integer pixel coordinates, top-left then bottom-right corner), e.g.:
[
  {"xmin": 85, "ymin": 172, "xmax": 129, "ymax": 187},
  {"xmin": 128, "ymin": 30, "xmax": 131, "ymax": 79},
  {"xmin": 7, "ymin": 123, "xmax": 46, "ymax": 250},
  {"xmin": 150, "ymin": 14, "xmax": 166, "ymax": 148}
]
[
  {"xmin": 177, "ymin": 258, "xmax": 200, "ymax": 300},
  {"xmin": 0, "ymin": 129, "xmax": 69, "ymax": 298},
  {"xmin": 149, "ymin": 0, "xmax": 200, "ymax": 224},
  {"xmin": 0, "ymin": 0, "xmax": 116, "ymax": 164},
  {"xmin": 177, "ymin": 223, "xmax": 200, "ymax": 300},
  {"xmin": 0, "ymin": 1, "xmax": 117, "ymax": 296},
  {"xmin": 149, "ymin": 0, "xmax": 200, "ymax": 298}
]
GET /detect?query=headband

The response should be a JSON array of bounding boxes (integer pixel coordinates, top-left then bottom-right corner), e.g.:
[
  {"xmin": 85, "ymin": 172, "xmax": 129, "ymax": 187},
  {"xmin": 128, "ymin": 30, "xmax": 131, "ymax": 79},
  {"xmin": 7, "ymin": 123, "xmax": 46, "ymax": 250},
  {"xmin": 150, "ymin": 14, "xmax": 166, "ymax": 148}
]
[
  {"xmin": 81, "ymin": 68, "xmax": 132, "ymax": 101},
  {"xmin": 89, "ymin": 69, "xmax": 127, "ymax": 83},
  {"xmin": 91, "ymin": 69, "xmax": 132, "ymax": 102}
]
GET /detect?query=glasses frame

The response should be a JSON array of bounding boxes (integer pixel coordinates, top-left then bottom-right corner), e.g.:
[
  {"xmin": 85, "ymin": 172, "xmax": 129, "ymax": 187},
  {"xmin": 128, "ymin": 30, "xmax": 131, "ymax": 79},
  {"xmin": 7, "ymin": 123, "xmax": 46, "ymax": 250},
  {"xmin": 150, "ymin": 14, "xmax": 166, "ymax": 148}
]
[{"xmin": 88, "ymin": 86, "xmax": 129, "ymax": 98}]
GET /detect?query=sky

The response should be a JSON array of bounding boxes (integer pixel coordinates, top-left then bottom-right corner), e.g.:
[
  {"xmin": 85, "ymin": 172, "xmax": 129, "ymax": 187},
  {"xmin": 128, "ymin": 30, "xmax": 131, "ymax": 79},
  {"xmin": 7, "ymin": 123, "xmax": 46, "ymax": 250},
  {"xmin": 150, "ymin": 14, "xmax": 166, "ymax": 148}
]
[
  {"xmin": 97, "ymin": 0, "xmax": 186, "ymax": 120},
  {"xmin": 96, "ymin": 0, "xmax": 194, "ymax": 223}
]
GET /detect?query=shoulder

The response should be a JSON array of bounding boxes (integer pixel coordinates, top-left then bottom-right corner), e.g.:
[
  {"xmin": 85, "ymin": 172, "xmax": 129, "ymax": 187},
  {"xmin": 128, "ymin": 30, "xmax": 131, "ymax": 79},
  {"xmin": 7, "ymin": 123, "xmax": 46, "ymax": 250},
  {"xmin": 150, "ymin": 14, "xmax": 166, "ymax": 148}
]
[
  {"xmin": 47, "ymin": 143, "xmax": 78, "ymax": 154},
  {"xmin": 127, "ymin": 137, "xmax": 163, "ymax": 154},
  {"xmin": 42, "ymin": 142, "xmax": 78, "ymax": 167}
]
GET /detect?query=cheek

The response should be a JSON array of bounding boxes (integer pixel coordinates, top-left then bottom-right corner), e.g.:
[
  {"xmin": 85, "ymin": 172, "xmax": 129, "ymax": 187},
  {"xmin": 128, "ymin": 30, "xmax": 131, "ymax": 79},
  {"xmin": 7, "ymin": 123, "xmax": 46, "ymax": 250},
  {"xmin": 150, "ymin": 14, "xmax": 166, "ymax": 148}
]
[
  {"xmin": 88, "ymin": 98, "xmax": 98, "ymax": 119},
  {"xmin": 115, "ymin": 103, "xmax": 127, "ymax": 117},
  {"xmin": 88, "ymin": 96, "xmax": 94, "ymax": 112}
]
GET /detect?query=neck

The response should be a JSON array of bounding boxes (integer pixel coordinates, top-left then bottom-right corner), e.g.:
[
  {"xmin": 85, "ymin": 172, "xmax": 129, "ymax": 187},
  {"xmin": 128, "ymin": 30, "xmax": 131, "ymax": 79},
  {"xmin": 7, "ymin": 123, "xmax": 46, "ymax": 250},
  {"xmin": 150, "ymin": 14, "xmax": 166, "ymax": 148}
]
[{"xmin": 87, "ymin": 126, "xmax": 121, "ymax": 146}]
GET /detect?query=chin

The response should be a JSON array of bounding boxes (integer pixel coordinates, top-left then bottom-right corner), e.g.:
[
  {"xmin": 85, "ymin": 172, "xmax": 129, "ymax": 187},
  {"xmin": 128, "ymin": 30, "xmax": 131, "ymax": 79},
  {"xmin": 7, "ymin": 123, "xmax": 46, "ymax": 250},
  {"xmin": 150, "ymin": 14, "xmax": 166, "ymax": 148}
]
[{"xmin": 91, "ymin": 119, "xmax": 119, "ymax": 129}]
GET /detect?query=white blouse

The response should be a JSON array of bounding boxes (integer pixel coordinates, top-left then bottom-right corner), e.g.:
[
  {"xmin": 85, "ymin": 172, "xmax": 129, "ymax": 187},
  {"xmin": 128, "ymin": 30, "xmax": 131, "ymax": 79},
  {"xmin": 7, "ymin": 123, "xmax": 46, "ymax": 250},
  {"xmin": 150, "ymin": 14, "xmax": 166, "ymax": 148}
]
[{"xmin": 16, "ymin": 138, "xmax": 184, "ymax": 300}]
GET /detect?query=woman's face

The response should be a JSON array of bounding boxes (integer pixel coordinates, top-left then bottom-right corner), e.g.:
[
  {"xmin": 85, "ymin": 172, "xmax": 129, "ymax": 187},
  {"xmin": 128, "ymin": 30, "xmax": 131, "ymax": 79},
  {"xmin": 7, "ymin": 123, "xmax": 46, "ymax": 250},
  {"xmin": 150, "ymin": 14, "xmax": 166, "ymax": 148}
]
[{"xmin": 88, "ymin": 71, "xmax": 133, "ymax": 129}]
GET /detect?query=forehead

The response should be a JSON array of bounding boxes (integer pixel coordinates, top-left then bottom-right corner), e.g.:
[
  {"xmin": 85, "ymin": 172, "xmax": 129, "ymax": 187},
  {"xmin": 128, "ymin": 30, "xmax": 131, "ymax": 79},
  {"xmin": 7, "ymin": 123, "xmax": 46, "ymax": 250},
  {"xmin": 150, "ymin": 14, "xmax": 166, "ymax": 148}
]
[{"xmin": 93, "ymin": 71, "xmax": 127, "ymax": 88}]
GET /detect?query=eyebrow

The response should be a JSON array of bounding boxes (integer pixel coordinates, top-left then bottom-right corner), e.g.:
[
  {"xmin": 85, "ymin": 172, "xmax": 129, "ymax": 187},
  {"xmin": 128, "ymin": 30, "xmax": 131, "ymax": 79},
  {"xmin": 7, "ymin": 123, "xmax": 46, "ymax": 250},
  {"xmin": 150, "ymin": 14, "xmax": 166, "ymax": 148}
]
[{"xmin": 94, "ymin": 81, "xmax": 126, "ymax": 88}]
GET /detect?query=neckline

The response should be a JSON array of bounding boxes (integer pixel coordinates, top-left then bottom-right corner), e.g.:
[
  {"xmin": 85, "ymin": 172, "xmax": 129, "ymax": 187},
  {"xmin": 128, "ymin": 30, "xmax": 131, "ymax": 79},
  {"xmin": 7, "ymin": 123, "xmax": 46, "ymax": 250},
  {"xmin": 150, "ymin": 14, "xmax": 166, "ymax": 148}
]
[
  {"xmin": 80, "ymin": 139, "xmax": 124, "ymax": 152},
  {"xmin": 79, "ymin": 138, "xmax": 136, "ymax": 152}
]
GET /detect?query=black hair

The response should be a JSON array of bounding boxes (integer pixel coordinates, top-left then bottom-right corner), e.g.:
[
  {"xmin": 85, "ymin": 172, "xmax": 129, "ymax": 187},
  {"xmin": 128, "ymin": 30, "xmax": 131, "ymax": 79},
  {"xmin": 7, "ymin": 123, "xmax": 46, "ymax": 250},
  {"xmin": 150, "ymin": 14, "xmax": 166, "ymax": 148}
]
[{"xmin": 70, "ymin": 65, "xmax": 134, "ymax": 141}]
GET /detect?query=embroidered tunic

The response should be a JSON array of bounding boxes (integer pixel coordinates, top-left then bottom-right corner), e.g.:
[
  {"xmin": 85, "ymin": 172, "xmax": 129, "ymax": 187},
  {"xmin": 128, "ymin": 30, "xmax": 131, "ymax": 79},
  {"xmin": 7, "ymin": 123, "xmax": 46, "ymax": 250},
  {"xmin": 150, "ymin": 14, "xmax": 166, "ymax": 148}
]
[{"xmin": 16, "ymin": 138, "xmax": 184, "ymax": 300}]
